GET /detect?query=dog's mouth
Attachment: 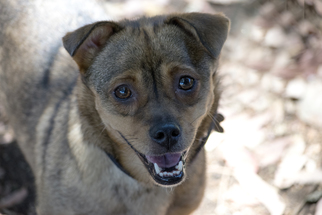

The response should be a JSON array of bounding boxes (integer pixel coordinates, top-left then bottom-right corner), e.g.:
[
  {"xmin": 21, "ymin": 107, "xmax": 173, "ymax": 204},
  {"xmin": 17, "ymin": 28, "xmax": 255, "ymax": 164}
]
[
  {"xmin": 137, "ymin": 151, "xmax": 187, "ymax": 186},
  {"xmin": 117, "ymin": 131, "xmax": 187, "ymax": 186}
]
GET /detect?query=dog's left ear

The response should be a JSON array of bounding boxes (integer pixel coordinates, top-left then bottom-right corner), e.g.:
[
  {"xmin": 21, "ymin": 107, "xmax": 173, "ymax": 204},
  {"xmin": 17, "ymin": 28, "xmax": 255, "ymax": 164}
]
[
  {"xmin": 165, "ymin": 13, "xmax": 230, "ymax": 58},
  {"xmin": 62, "ymin": 21, "xmax": 123, "ymax": 73}
]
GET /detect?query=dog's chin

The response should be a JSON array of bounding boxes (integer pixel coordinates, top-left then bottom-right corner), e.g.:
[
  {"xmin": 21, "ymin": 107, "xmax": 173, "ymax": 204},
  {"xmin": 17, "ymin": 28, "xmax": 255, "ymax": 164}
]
[{"xmin": 137, "ymin": 151, "xmax": 187, "ymax": 186}]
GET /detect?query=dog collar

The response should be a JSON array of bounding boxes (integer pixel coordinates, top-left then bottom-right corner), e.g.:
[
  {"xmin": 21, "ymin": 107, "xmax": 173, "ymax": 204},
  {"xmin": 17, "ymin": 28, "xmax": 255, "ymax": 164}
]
[
  {"xmin": 104, "ymin": 113, "xmax": 224, "ymax": 178},
  {"xmin": 104, "ymin": 151, "xmax": 134, "ymax": 178},
  {"xmin": 189, "ymin": 113, "xmax": 224, "ymax": 162}
]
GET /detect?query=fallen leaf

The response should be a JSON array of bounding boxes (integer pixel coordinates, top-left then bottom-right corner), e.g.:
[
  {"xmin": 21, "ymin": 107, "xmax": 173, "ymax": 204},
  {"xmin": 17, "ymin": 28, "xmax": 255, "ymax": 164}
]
[
  {"xmin": 235, "ymin": 170, "xmax": 285, "ymax": 215},
  {"xmin": 274, "ymin": 135, "xmax": 307, "ymax": 189},
  {"xmin": 225, "ymin": 184, "xmax": 260, "ymax": 206},
  {"xmin": 279, "ymin": 11, "xmax": 296, "ymax": 26},
  {"xmin": 288, "ymin": 170, "xmax": 322, "ymax": 186},
  {"xmin": 254, "ymin": 136, "xmax": 293, "ymax": 167},
  {"xmin": 221, "ymin": 143, "xmax": 258, "ymax": 173},
  {"xmin": 264, "ymin": 26, "xmax": 288, "ymax": 48},
  {"xmin": 315, "ymin": 0, "xmax": 322, "ymax": 16},
  {"xmin": 297, "ymin": 20, "xmax": 316, "ymax": 36},
  {"xmin": 307, "ymin": 190, "xmax": 322, "ymax": 203},
  {"xmin": 297, "ymin": 80, "xmax": 322, "ymax": 129},
  {"xmin": 261, "ymin": 73, "xmax": 286, "ymax": 94},
  {"xmin": 314, "ymin": 192, "xmax": 322, "ymax": 215},
  {"xmin": 207, "ymin": 0, "xmax": 251, "ymax": 4},
  {"xmin": 284, "ymin": 78, "xmax": 307, "ymax": 100},
  {"xmin": 219, "ymin": 113, "xmax": 268, "ymax": 150},
  {"xmin": 0, "ymin": 188, "xmax": 28, "ymax": 209},
  {"xmin": 259, "ymin": 2, "xmax": 277, "ymax": 18},
  {"xmin": 273, "ymin": 64, "xmax": 301, "ymax": 80}
]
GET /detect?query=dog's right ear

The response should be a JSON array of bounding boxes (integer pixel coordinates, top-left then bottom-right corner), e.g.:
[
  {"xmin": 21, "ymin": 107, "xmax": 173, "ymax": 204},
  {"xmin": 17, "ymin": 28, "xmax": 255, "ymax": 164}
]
[
  {"xmin": 165, "ymin": 13, "xmax": 230, "ymax": 58},
  {"xmin": 63, "ymin": 22, "xmax": 123, "ymax": 74}
]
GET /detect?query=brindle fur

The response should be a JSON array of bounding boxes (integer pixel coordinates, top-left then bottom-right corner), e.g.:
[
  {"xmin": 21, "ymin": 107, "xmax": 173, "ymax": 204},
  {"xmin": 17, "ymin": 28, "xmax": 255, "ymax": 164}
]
[{"xmin": 0, "ymin": 0, "xmax": 229, "ymax": 214}]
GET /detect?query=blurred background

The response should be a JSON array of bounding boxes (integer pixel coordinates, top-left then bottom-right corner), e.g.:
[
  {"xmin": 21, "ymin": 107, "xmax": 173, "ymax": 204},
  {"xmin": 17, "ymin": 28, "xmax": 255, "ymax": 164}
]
[{"xmin": 0, "ymin": 0, "xmax": 322, "ymax": 214}]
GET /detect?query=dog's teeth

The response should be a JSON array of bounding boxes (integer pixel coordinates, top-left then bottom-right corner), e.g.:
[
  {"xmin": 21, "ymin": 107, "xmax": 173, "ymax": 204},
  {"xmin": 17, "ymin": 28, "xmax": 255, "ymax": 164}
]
[
  {"xmin": 154, "ymin": 163, "xmax": 161, "ymax": 174},
  {"xmin": 158, "ymin": 170, "xmax": 181, "ymax": 178},
  {"xmin": 176, "ymin": 161, "xmax": 183, "ymax": 171}
]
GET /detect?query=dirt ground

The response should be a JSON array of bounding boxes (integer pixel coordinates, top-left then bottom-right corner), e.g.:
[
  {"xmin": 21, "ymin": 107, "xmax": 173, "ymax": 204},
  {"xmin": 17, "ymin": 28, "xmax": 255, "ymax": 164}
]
[{"xmin": 1, "ymin": 0, "xmax": 322, "ymax": 214}]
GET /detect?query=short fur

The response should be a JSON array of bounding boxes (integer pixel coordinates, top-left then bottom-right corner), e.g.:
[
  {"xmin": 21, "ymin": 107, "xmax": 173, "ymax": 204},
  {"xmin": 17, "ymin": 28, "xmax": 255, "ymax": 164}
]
[{"xmin": 0, "ymin": 0, "xmax": 229, "ymax": 214}]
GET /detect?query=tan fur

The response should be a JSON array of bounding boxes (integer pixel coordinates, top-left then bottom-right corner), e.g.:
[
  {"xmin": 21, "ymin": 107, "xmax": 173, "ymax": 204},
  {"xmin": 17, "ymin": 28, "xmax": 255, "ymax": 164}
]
[{"xmin": 0, "ymin": 0, "xmax": 229, "ymax": 214}]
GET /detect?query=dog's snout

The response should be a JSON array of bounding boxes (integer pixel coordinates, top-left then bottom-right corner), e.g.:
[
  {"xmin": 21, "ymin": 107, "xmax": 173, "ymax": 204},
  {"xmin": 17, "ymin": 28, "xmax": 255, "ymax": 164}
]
[{"xmin": 150, "ymin": 124, "xmax": 181, "ymax": 149}]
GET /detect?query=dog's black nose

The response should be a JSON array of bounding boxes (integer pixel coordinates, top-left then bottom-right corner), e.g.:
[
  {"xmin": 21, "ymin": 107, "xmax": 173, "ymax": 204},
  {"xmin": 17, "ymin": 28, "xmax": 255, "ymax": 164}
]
[{"xmin": 149, "ymin": 123, "xmax": 181, "ymax": 149}]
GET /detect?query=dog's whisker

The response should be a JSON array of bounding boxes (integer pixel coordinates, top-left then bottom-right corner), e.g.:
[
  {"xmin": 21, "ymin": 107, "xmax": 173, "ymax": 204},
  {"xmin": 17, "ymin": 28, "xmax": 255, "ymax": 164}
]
[
  {"xmin": 165, "ymin": 187, "xmax": 174, "ymax": 194},
  {"xmin": 207, "ymin": 113, "xmax": 221, "ymax": 132},
  {"xmin": 194, "ymin": 137, "xmax": 204, "ymax": 143},
  {"xmin": 99, "ymin": 124, "xmax": 108, "ymax": 136},
  {"xmin": 190, "ymin": 113, "xmax": 205, "ymax": 125}
]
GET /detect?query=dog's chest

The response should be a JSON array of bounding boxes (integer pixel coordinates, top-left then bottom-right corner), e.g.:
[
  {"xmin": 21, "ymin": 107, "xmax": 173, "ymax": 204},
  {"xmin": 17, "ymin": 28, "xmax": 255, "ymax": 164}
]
[
  {"xmin": 105, "ymin": 181, "xmax": 172, "ymax": 214},
  {"xmin": 76, "ymin": 167, "xmax": 173, "ymax": 215}
]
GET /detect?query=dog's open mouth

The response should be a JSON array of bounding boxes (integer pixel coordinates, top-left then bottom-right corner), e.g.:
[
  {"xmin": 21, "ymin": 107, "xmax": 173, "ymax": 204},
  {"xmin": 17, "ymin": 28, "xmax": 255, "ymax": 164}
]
[
  {"xmin": 137, "ymin": 151, "xmax": 187, "ymax": 186},
  {"xmin": 117, "ymin": 131, "xmax": 186, "ymax": 186}
]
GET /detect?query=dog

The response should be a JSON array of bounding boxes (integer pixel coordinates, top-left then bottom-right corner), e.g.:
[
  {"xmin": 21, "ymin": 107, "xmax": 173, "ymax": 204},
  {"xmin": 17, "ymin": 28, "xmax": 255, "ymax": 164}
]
[{"xmin": 0, "ymin": 0, "xmax": 229, "ymax": 214}]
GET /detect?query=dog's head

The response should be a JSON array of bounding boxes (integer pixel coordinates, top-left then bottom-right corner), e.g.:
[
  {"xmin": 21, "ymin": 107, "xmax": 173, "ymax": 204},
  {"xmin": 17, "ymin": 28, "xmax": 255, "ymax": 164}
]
[{"xmin": 63, "ymin": 13, "xmax": 229, "ymax": 186}]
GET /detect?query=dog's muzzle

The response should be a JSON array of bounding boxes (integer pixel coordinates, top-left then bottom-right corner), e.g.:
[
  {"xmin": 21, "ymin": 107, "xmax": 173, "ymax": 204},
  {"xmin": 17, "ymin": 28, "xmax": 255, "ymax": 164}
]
[{"xmin": 117, "ymin": 131, "xmax": 186, "ymax": 186}]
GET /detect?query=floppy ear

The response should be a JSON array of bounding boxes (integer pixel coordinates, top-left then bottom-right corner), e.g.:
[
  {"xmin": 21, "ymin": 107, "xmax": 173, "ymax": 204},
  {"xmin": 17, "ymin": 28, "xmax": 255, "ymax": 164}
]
[
  {"xmin": 62, "ymin": 22, "xmax": 123, "ymax": 73},
  {"xmin": 165, "ymin": 13, "xmax": 230, "ymax": 58}
]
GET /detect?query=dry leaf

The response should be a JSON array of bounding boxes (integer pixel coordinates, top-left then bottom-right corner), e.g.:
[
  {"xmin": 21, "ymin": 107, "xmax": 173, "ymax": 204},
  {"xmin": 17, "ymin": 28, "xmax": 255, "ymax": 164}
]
[
  {"xmin": 235, "ymin": 170, "xmax": 285, "ymax": 215},
  {"xmin": 221, "ymin": 144, "xmax": 258, "ymax": 173},
  {"xmin": 285, "ymin": 78, "xmax": 307, "ymax": 100},
  {"xmin": 264, "ymin": 26, "xmax": 288, "ymax": 48},
  {"xmin": 274, "ymin": 135, "xmax": 307, "ymax": 189},
  {"xmin": 315, "ymin": 0, "xmax": 322, "ymax": 16},
  {"xmin": 0, "ymin": 188, "xmax": 28, "ymax": 209},
  {"xmin": 225, "ymin": 184, "xmax": 261, "ymax": 206},
  {"xmin": 315, "ymin": 196, "xmax": 322, "ymax": 215},
  {"xmin": 280, "ymin": 11, "xmax": 296, "ymax": 26},
  {"xmin": 273, "ymin": 64, "xmax": 301, "ymax": 80},
  {"xmin": 298, "ymin": 20, "xmax": 316, "ymax": 36},
  {"xmin": 254, "ymin": 136, "xmax": 293, "ymax": 167},
  {"xmin": 297, "ymin": 80, "xmax": 322, "ymax": 129}
]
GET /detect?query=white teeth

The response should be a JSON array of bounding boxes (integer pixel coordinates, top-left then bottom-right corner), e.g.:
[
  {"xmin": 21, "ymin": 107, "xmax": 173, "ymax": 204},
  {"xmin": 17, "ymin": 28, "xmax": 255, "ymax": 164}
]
[
  {"xmin": 176, "ymin": 161, "xmax": 183, "ymax": 171},
  {"xmin": 157, "ymin": 169, "xmax": 183, "ymax": 177},
  {"xmin": 154, "ymin": 163, "xmax": 161, "ymax": 174},
  {"xmin": 158, "ymin": 170, "xmax": 181, "ymax": 177},
  {"xmin": 155, "ymin": 160, "xmax": 184, "ymax": 178}
]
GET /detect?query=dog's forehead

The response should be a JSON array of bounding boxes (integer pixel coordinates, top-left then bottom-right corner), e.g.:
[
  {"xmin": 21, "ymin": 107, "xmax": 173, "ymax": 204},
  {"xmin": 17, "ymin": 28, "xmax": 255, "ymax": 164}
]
[
  {"xmin": 109, "ymin": 24, "xmax": 192, "ymax": 65},
  {"xmin": 90, "ymin": 23, "xmax": 198, "ymax": 87}
]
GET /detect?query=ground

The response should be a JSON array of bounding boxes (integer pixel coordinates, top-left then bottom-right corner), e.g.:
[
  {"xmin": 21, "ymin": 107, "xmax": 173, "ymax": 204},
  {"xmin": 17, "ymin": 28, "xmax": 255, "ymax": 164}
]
[{"xmin": 1, "ymin": 0, "xmax": 322, "ymax": 214}]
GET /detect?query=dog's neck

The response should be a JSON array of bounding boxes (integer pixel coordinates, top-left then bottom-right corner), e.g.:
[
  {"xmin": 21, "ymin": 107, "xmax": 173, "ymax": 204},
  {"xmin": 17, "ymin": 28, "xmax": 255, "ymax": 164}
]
[{"xmin": 75, "ymin": 78, "xmax": 118, "ymax": 155}]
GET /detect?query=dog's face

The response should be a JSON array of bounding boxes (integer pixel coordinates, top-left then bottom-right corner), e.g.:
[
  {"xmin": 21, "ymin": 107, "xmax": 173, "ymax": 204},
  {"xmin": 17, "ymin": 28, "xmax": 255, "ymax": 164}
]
[{"xmin": 63, "ymin": 13, "xmax": 229, "ymax": 186}]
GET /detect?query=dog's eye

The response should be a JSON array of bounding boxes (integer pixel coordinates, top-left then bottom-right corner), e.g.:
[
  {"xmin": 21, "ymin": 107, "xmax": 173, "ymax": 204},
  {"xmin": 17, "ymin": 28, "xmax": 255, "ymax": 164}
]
[
  {"xmin": 114, "ymin": 85, "xmax": 132, "ymax": 99},
  {"xmin": 179, "ymin": 76, "xmax": 194, "ymax": 90}
]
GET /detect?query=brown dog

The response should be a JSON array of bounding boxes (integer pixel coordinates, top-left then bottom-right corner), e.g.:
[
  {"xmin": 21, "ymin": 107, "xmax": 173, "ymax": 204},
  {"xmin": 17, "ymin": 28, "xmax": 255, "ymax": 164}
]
[{"xmin": 0, "ymin": 0, "xmax": 229, "ymax": 214}]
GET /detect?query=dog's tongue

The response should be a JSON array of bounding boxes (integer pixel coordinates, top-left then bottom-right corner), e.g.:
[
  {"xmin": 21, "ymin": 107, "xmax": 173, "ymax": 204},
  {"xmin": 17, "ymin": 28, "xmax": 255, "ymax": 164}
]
[{"xmin": 146, "ymin": 153, "xmax": 181, "ymax": 168}]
